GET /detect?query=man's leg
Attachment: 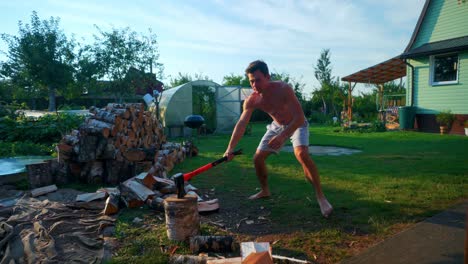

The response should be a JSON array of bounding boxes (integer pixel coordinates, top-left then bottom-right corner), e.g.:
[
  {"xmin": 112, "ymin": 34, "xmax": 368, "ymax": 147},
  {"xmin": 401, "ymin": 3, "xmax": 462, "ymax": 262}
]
[
  {"xmin": 294, "ymin": 145, "xmax": 333, "ymax": 217},
  {"xmin": 249, "ymin": 149, "xmax": 273, "ymax": 199}
]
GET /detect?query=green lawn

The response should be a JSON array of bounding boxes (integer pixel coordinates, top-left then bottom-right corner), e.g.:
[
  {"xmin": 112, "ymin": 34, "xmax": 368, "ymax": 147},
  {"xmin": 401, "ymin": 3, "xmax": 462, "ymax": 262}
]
[{"xmin": 111, "ymin": 123, "xmax": 468, "ymax": 264}]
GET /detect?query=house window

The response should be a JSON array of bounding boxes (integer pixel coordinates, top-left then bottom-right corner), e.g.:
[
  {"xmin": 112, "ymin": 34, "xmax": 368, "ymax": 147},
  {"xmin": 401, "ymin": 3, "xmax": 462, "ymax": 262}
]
[{"xmin": 431, "ymin": 54, "xmax": 459, "ymax": 85}]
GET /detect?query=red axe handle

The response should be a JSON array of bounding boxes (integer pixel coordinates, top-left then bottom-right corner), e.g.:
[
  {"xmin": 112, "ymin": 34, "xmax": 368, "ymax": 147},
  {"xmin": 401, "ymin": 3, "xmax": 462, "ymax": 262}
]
[{"xmin": 183, "ymin": 149, "xmax": 242, "ymax": 181}]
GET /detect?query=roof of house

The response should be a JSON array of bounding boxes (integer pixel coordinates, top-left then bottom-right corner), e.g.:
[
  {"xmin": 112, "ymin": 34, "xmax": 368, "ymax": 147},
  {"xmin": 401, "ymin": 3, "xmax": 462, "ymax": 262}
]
[
  {"xmin": 400, "ymin": 35, "xmax": 468, "ymax": 59},
  {"xmin": 404, "ymin": 0, "xmax": 432, "ymax": 52},
  {"xmin": 341, "ymin": 57, "xmax": 406, "ymax": 84}
]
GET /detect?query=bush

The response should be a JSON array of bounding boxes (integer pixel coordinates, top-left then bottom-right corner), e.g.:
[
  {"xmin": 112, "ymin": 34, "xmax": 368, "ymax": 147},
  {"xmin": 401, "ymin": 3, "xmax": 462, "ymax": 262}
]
[
  {"xmin": 0, "ymin": 113, "xmax": 84, "ymax": 144},
  {"xmin": 58, "ymin": 103, "xmax": 86, "ymax": 110},
  {"xmin": 0, "ymin": 141, "xmax": 53, "ymax": 157},
  {"xmin": 308, "ymin": 112, "xmax": 334, "ymax": 124},
  {"xmin": 435, "ymin": 110, "xmax": 455, "ymax": 128},
  {"xmin": 0, "ymin": 101, "xmax": 29, "ymax": 119},
  {"xmin": 340, "ymin": 120, "xmax": 386, "ymax": 133}
]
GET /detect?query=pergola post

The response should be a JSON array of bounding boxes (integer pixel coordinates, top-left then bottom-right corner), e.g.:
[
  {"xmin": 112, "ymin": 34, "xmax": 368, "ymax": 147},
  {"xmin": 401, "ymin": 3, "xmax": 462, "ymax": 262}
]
[
  {"xmin": 378, "ymin": 84, "xmax": 386, "ymax": 123},
  {"xmin": 347, "ymin": 81, "xmax": 353, "ymax": 123}
]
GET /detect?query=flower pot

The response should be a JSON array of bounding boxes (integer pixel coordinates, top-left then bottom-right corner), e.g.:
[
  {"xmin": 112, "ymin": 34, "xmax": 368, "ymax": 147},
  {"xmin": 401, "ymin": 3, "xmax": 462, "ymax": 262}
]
[
  {"xmin": 440, "ymin": 126, "xmax": 448, "ymax": 135},
  {"xmin": 465, "ymin": 127, "xmax": 468, "ymax": 136}
]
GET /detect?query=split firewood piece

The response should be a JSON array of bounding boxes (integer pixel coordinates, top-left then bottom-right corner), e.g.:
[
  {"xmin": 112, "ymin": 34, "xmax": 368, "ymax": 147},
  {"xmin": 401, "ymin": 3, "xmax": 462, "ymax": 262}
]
[
  {"xmin": 159, "ymin": 184, "xmax": 176, "ymax": 194},
  {"xmin": 169, "ymin": 254, "xmax": 208, "ymax": 264},
  {"xmin": 184, "ymin": 183, "xmax": 198, "ymax": 193},
  {"xmin": 271, "ymin": 255, "xmax": 312, "ymax": 264},
  {"xmin": 146, "ymin": 197, "xmax": 165, "ymax": 212},
  {"xmin": 187, "ymin": 191, "xmax": 203, "ymax": 202},
  {"xmin": 206, "ymin": 257, "xmax": 242, "ymax": 264},
  {"xmin": 198, "ymin": 199, "xmax": 219, "ymax": 213},
  {"xmin": 240, "ymin": 242, "xmax": 272, "ymax": 260},
  {"xmin": 135, "ymin": 172, "xmax": 157, "ymax": 189},
  {"xmin": 189, "ymin": 235, "xmax": 237, "ymax": 254},
  {"xmin": 30, "ymin": 184, "xmax": 58, "ymax": 197},
  {"xmin": 119, "ymin": 183, "xmax": 145, "ymax": 209},
  {"xmin": 97, "ymin": 187, "xmax": 120, "ymax": 196},
  {"xmin": 75, "ymin": 191, "xmax": 108, "ymax": 202},
  {"xmin": 243, "ymin": 251, "xmax": 273, "ymax": 264},
  {"xmin": 122, "ymin": 179, "xmax": 155, "ymax": 202},
  {"xmin": 153, "ymin": 176, "xmax": 175, "ymax": 190},
  {"xmin": 103, "ymin": 192, "xmax": 120, "ymax": 215}
]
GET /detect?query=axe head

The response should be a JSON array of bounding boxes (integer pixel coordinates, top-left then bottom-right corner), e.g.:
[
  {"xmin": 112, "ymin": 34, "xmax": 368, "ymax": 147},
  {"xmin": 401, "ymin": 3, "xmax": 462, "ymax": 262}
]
[{"xmin": 173, "ymin": 172, "xmax": 186, "ymax": 198}]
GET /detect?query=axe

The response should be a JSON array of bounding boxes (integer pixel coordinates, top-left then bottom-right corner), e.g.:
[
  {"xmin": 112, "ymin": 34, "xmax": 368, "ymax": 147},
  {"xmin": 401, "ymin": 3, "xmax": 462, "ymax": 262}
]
[{"xmin": 173, "ymin": 149, "xmax": 242, "ymax": 198}]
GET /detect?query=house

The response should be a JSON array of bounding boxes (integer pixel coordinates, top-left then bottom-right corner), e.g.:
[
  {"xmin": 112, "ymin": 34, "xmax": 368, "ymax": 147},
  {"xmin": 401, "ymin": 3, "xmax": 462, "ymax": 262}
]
[
  {"xmin": 342, "ymin": 0, "xmax": 468, "ymax": 134},
  {"xmin": 400, "ymin": 0, "xmax": 468, "ymax": 134}
]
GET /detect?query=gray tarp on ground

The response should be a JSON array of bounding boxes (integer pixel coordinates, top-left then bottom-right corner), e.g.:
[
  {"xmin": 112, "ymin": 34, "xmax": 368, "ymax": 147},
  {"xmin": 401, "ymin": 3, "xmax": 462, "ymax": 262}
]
[{"xmin": 0, "ymin": 194, "xmax": 115, "ymax": 263}]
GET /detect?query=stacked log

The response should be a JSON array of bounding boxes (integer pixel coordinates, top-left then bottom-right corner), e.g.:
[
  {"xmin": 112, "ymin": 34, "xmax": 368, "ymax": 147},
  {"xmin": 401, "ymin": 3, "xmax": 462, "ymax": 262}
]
[{"xmin": 56, "ymin": 103, "xmax": 189, "ymax": 185}]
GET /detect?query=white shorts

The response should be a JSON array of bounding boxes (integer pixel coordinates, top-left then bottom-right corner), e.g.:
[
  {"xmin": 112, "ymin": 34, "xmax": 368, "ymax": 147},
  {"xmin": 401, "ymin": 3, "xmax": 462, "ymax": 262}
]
[{"xmin": 257, "ymin": 120, "xmax": 309, "ymax": 154}]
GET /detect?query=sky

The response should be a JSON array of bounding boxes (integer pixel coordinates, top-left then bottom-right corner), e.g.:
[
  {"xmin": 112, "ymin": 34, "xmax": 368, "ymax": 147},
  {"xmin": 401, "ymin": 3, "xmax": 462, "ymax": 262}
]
[{"xmin": 0, "ymin": 0, "xmax": 425, "ymax": 96}]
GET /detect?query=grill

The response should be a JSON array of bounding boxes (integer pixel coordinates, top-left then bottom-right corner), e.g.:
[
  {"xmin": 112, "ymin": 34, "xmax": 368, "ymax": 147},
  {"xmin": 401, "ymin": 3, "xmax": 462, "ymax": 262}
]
[{"xmin": 184, "ymin": 115, "xmax": 205, "ymax": 129}]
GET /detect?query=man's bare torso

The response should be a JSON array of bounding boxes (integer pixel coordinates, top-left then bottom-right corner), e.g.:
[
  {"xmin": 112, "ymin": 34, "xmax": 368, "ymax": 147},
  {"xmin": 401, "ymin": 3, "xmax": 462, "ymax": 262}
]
[{"xmin": 247, "ymin": 81, "xmax": 299, "ymax": 125}]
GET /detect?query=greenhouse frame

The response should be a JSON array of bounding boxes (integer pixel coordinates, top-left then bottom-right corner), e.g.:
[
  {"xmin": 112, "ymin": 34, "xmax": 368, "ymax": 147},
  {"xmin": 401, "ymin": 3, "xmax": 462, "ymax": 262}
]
[{"xmin": 158, "ymin": 80, "xmax": 252, "ymax": 137}]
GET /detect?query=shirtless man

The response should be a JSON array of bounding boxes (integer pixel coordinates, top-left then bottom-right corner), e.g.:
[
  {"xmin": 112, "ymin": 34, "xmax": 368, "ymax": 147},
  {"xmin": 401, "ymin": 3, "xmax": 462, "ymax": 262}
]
[{"xmin": 224, "ymin": 60, "xmax": 333, "ymax": 218}]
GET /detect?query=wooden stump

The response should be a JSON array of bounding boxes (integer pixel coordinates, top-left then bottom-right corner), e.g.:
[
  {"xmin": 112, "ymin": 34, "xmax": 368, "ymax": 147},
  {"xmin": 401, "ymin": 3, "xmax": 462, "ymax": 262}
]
[
  {"xmin": 27, "ymin": 161, "xmax": 53, "ymax": 188},
  {"xmin": 164, "ymin": 195, "xmax": 199, "ymax": 241}
]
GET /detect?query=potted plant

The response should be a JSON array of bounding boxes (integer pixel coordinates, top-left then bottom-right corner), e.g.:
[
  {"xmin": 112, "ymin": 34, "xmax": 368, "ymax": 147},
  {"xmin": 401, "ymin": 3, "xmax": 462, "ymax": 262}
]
[
  {"xmin": 435, "ymin": 110, "xmax": 455, "ymax": 135},
  {"xmin": 464, "ymin": 120, "xmax": 468, "ymax": 136}
]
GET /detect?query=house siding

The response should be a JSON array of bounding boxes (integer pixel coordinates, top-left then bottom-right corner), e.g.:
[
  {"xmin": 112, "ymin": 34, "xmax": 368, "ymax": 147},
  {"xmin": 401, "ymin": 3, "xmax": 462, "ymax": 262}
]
[
  {"xmin": 407, "ymin": 51, "xmax": 468, "ymax": 114},
  {"xmin": 413, "ymin": 0, "xmax": 468, "ymax": 49}
]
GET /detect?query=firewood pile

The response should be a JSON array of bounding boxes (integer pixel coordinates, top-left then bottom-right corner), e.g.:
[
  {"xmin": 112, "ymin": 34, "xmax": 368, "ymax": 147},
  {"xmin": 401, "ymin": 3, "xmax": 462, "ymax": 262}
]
[{"xmin": 55, "ymin": 103, "xmax": 195, "ymax": 186}]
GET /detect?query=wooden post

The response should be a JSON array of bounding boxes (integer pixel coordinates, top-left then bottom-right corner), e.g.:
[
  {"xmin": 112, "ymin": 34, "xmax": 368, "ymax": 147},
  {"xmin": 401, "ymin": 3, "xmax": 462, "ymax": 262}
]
[
  {"xmin": 379, "ymin": 84, "xmax": 384, "ymax": 111},
  {"xmin": 164, "ymin": 195, "xmax": 200, "ymax": 241},
  {"xmin": 347, "ymin": 81, "xmax": 353, "ymax": 123}
]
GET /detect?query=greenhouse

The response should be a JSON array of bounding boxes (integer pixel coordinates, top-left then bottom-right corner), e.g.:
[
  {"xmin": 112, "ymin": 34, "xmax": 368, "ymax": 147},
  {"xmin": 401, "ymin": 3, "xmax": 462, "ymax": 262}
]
[{"xmin": 158, "ymin": 80, "xmax": 252, "ymax": 137}]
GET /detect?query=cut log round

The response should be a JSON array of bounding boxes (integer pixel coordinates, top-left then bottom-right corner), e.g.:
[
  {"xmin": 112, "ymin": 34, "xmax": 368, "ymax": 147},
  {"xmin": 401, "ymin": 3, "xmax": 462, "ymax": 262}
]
[
  {"xmin": 81, "ymin": 119, "xmax": 114, "ymax": 138},
  {"xmin": 123, "ymin": 148, "xmax": 158, "ymax": 162},
  {"xmin": 189, "ymin": 235, "xmax": 237, "ymax": 253},
  {"xmin": 164, "ymin": 195, "xmax": 200, "ymax": 241},
  {"xmin": 92, "ymin": 109, "xmax": 117, "ymax": 124}
]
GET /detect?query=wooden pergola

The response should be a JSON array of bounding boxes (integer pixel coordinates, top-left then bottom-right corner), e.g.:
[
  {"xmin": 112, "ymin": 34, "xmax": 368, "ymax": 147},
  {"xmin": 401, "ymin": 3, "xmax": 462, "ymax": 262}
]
[{"xmin": 341, "ymin": 56, "xmax": 407, "ymax": 122}]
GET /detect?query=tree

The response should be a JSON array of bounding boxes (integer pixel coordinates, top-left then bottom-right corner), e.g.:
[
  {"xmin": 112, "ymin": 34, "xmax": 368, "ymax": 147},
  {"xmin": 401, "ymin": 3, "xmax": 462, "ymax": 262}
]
[
  {"xmin": 70, "ymin": 44, "xmax": 101, "ymax": 97},
  {"xmin": 222, "ymin": 73, "xmax": 250, "ymax": 87},
  {"xmin": 313, "ymin": 49, "xmax": 344, "ymax": 117},
  {"xmin": 168, "ymin": 72, "xmax": 212, "ymax": 88},
  {"xmin": 314, "ymin": 49, "xmax": 332, "ymax": 86},
  {"xmin": 1, "ymin": 11, "xmax": 75, "ymax": 111},
  {"xmin": 91, "ymin": 26, "xmax": 163, "ymax": 102}
]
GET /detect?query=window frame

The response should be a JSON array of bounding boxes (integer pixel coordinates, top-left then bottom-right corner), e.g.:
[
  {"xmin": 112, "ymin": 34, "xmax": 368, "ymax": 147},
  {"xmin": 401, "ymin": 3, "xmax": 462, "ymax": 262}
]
[{"xmin": 429, "ymin": 52, "xmax": 459, "ymax": 86}]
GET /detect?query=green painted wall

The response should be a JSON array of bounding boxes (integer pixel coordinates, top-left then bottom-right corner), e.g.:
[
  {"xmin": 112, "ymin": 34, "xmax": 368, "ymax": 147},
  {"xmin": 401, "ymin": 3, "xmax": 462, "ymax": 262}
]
[
  {"xmin": 406, "ymin": 51, "xmax": 468, "ymax": 114},
  {"xmin": 413, "ymin": 0, "xmax": 468, "ymax": 48}
]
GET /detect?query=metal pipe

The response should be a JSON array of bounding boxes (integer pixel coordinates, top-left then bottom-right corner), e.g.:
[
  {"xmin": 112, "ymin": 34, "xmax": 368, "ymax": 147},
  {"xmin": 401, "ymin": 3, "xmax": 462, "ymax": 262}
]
[{"xmin": 404, "ymin": 59, "xmax": 415, "ymax": 107}]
